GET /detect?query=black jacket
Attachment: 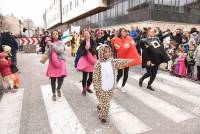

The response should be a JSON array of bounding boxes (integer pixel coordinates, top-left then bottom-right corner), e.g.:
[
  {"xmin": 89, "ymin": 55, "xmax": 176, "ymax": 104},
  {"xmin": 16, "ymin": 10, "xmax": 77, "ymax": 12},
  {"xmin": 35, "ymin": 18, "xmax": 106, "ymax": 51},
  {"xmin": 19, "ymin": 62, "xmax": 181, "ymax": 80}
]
[
  {"xmin": 1, "ymin": 32, "xmax": 18, "ymax": 55},
  {"xmin": 79, "ymin": 39, "xmax": 97, "ymax": 56},
  {"xmin": 141, "ymin": 37, "xmax": 170, "ymax": 68}
]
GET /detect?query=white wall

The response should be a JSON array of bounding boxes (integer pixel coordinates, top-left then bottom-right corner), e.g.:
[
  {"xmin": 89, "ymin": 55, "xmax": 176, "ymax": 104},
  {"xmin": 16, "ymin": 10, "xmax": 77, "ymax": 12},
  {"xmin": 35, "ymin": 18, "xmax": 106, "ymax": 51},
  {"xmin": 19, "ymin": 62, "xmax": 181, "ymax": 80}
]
[
  {"xmin": 62, "ymin": 0, "xmax": 107, "ymax": 23},
  {"xmin": 46, "ymin": 0, "xmax": 61, "ymax": 29}
]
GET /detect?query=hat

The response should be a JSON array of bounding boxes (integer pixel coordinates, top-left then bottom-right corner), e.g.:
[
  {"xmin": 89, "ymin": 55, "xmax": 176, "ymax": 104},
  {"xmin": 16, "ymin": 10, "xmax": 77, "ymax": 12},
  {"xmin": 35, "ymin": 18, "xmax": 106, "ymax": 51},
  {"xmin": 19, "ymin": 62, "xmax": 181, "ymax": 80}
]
[
  {"xmin": 2, "ymin": 45, "xmax": 11, "ymax": 54},
  {"xmin": 190, "ymin": 28, "xmax": 199, "ymax": 34}
]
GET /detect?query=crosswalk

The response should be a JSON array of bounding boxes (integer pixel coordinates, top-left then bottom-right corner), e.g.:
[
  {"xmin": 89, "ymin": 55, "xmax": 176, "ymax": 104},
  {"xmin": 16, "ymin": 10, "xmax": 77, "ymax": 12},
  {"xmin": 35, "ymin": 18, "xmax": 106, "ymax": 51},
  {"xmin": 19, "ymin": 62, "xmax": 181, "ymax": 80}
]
[
  {"xmin": 0, "ymin": 88, "xmax": 24, "ymax": 134},
  {"xmin": 0, "ymin": 72, "xmax": 200, "ymax": 134}
]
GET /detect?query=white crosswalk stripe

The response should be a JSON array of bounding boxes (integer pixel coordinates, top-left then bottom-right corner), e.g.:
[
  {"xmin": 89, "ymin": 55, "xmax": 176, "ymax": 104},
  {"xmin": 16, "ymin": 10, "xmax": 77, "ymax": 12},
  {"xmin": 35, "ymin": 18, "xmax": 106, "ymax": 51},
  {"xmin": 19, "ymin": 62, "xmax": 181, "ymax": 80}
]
[
  {"xmin": 157, "ymin": 73, "xmax": 200, "ymax": 96},
  {"xmin": 130, "ymin": 73, "xmax": 200, "ymax": 107},
  {"xmin": 73, "ymin": 81, "xmax": 152, "ymax": 134},
  {"xmin": 1, "ymin": 72, "xmax": 200, "ymax": 134},
  {"xmin": 41, "ymin": 85, "xmax": 87, "ymax": 134},
  {"xmin": 120, "ymin": 79, "xmax": 195, "ymax": 123},
  {"xmin": 0, "ymin": 88, "xmax": 24, "ymax": 134}
]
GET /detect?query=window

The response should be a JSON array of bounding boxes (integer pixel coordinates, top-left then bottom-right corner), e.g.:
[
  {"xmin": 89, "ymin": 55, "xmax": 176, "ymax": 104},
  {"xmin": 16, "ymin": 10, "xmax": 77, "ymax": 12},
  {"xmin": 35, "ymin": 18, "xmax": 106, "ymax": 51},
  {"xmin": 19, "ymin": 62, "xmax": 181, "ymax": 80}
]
[
  {"xmin": 110, "ymin": 6, "xmax": 115, "ymax": 18},
  {"xmin": 77, "ymin": 0, "xmax": 79, "ymax": 6},
  {"xmin": 62, "ymin": 7, "xmax": 65, "ymax": 15},
  {"xmin": 163, "ymin": 0, "xmax": 172, "ymax": 6},
  {"xmin": 123, "ymin": 0, "xmax": 129, "ymax": 15},
  {"xmin": 118, "ymin": 2, "xmax": 123, "ymax": 16},
  {"xmin": 70, "ymin": 1, "xmax": 72, "ymax": 11},
  {"xmin": 75, "ymin": 0, "xmax": 79, "ymax": 7}
]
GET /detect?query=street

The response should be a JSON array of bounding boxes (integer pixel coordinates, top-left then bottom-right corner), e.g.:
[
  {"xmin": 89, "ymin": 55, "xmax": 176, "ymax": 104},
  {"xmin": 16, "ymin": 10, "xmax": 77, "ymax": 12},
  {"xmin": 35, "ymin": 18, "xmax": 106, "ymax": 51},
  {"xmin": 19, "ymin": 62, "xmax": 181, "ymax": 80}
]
[{"xmin": 1, "ymin": 48, "xmax": 200, "ymax": 134}]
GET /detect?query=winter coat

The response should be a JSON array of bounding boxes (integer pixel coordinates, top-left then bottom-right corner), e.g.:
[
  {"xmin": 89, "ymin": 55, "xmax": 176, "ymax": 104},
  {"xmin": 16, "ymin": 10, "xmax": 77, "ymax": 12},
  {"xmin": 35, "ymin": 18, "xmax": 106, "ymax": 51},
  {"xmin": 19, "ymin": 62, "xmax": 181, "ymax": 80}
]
[
  {"xmin": 76, "ymin": 39, "xmax": 97, "ymax": 72},
  {"xmin": 46, "ymin": 40, "xmax": 67, "ymax": 77},
  {"xmin": 140, "ymin": 37, "xmax": 170, "ymax": 68}
]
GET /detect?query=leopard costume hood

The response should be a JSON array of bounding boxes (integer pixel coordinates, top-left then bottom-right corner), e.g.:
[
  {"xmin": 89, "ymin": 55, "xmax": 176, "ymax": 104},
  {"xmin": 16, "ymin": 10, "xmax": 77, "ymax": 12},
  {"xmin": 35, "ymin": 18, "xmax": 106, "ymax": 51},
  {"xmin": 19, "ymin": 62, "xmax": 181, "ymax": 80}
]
[{"xmin": 97, "ymin": 44, "xmax": 112, "ymax": 62}]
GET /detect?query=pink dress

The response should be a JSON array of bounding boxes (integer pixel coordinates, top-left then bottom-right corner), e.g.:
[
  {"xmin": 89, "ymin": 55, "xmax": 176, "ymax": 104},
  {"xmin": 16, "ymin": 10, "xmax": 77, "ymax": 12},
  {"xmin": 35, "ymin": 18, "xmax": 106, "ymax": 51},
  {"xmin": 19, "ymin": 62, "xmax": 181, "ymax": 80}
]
[
  {"xmin": 46, "ymin": 41, "xmax": 67, "ymax": 77},
  {"xmin": 177, "ymin": 54, "xmax": 187, "ymax": 76},
  {"xmin": 77, "ymin": 51, "xmax": 97, "ymax": 72}
]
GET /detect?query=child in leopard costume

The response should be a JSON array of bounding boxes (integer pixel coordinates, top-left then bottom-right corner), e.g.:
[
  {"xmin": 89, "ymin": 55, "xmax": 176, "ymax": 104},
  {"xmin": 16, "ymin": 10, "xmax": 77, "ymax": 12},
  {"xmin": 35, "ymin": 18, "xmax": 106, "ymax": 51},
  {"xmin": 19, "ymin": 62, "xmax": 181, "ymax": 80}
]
[{"xmin": 93, "ymin": 44, "xmax": 133, "ymax": 123}]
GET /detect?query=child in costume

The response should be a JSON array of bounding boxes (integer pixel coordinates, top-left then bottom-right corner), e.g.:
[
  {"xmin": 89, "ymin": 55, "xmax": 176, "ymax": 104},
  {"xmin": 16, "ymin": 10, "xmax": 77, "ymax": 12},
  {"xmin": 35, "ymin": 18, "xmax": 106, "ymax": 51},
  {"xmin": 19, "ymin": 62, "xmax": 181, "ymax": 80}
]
[
  {"xmin": 0, "ymin": 45, "xmax": 19, "ymax": 92},
  {"xmin": 93, "ymin": 44, "xmax": 133, "ymax": 123}
]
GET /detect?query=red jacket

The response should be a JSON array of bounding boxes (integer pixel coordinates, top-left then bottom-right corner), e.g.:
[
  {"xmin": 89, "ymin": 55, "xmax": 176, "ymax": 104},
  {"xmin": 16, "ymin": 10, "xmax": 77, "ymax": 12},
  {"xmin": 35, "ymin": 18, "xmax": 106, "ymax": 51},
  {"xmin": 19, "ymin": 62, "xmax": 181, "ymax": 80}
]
[
  {"xmin": 0, "ymin": 53, "xmax": 12, "ymax": 77},
  {"xmin": 112, "ymin": 36, "xmax": 141, "ymax": 67}
]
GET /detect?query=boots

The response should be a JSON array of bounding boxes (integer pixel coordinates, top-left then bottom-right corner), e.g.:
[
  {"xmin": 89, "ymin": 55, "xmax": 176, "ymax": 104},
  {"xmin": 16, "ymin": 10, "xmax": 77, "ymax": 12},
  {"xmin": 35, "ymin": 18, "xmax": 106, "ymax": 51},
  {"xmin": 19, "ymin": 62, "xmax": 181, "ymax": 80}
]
[
  {"xmin": 57, "ymin": 90, "xmax": 61, "ymax": 97},
  {"xmin": 147, "ymin": 85, "xmax": 155, "ymax": 91},
  {"xmin": 52, "ymin": 93, "xmax": 56, "ymax": 101},
  {"xmin": 139, "ymin": 78, "xmax": 143, "ymax": 87},
  {"xmin": 82, "ymin": 86, "xmax": 87, "ymax": 96},
  {"xmin": 86, "ymin": 86, "xmax": 93, "ymax": 93}
]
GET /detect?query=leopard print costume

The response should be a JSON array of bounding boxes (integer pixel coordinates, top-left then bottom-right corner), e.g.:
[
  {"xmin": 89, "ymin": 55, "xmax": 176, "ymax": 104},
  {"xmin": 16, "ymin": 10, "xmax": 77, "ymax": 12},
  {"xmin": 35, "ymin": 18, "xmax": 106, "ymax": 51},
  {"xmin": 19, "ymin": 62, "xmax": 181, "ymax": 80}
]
[{"xmin": 93, "ymin": 44, "xmax": 131, "ymax": 120}]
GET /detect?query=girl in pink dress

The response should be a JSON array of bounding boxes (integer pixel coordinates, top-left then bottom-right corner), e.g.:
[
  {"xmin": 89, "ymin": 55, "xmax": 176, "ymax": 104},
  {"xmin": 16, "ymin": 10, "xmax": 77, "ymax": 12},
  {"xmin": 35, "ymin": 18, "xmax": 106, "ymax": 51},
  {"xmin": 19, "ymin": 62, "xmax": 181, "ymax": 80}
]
[
  {"xmin": 76, "ymin": 30, "xmax": 97, "ymax": 96},
  {"xmin": 46, "ymin": 30, "xmax": 67, "ymax": 101},
  {"xmin": 177, "ymin": 50, "xmax": 187, "ymax": 77}
]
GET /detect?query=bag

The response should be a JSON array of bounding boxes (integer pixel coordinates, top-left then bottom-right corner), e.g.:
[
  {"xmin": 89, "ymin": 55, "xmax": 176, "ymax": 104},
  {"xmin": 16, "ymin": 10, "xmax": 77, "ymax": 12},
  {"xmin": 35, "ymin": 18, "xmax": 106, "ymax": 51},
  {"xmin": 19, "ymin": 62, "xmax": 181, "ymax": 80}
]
[
  {"xmin": 40, "ymin": 54, "xmax": 48, "ymax": 64},
  {"xmin": 77, "ymin": 55, "xmax": 87, "ymax": 71}
]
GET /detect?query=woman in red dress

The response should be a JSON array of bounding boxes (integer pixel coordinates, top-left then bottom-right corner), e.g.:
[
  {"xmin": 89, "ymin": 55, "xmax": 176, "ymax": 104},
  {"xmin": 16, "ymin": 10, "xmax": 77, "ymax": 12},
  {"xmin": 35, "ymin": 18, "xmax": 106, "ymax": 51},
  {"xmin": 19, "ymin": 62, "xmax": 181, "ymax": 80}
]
[{"xmin": 112, "ymin": 28, "xmax": 141, "ymax": 92}]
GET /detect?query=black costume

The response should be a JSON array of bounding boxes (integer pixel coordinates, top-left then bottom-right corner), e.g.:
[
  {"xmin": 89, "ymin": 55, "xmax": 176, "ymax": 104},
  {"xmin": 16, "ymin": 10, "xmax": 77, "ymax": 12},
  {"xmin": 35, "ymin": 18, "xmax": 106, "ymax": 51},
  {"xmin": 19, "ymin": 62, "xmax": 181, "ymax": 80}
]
[{"xmin": 139, "ymin": 37, "xmax": 170, "ymax": 91}]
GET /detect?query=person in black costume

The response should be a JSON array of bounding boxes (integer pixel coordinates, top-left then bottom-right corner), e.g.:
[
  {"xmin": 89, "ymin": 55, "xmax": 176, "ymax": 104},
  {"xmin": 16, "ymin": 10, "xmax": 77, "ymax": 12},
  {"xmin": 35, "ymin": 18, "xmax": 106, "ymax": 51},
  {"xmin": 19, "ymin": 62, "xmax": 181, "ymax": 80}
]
[
  {"xmin": 139, "ymin": 28, "xmax": 170, "ymax": 91},
  {"xmin": 40, "ymin": 31, "xmax": 49, "ymax": 54}
]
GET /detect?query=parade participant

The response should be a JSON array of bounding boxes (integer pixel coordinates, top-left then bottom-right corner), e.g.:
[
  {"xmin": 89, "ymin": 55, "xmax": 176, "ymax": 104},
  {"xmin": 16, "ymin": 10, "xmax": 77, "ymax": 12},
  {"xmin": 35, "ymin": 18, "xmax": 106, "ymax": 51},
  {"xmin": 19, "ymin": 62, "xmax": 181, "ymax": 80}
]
[
  {"xmin": 70, "ymin": 32, "xmax": 79, "ymax": 57},
  {"xmin": 112, "ymin": 28, "xmax": 141, "ymax": 92},
  {"xmin": 46, "ymin": 30, "xmax": 67, "ymax": 101},
  {"xmin": 139, "ymin": 28, "xmax": 170, "ymax": 91},
  {"xmin": 40, "ymin": 31, "xmax": 49, "ymax": 54},
  {"xmin": 76, "ymin": 30, "xmax": 97, "ymax": 96},
  {"xmin": 1, "ymin": 31, "xmax": 18, "ymax": 66},
  {"xmin": 95, "ymin": 30, "xmax": 104, "ymax": 46},
  {"xmin": 93, "ymin": 44, "xmax": 133, "ymax": 123},
  {"xmin": 0, "ymin": 45, "xmax": 19, "ymax": 92}
]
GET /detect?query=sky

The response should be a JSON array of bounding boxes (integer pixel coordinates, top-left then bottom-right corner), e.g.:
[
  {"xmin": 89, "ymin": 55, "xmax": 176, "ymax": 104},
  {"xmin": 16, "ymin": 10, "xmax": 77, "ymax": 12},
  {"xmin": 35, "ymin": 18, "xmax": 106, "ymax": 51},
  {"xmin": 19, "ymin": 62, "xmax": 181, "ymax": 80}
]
[{"xmin": 0, "ymin": 0, "xmax": 49, "ymax": 26}]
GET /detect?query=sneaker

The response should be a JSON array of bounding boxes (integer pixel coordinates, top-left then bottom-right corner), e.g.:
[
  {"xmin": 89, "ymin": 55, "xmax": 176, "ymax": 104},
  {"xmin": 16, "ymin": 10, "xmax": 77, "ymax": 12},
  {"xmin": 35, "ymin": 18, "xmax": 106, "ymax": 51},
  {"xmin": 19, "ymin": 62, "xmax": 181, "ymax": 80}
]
[
  {"xmin": 52, "ymin": 94, "xmax": 56, "ymax": 101},
  {"xmin": 139, "ymin": 78, "xmax": 143, "ymax": 87},
  {"xmin": 57, "ymin": 90, "xmax": 61, "ymax": 97},
  {"xmin": 87, "ymin": 89, "xmax": 93, "ymax": 93},
  {"xmin": 121, "ymin": 86, "xmax": 125, "ymax": 93},
  {"xmin": 147, "ymin": 85, "xmax": 155, "ymax": 91},
  {"xmin": 114, "ymin": 81, "xmax": 120, "ymax": 89}
]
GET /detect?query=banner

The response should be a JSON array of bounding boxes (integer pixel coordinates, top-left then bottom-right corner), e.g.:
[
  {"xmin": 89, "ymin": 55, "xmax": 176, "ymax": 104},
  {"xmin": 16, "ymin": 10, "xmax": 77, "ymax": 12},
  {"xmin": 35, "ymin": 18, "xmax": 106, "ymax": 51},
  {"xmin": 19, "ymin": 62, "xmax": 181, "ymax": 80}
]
[
  {"xmin": 61, "ymin": 29, "xmax": 73, "ymax": 43},
  {"xmin": 71, "ymin": 25, "xmax": 80, "ymax": 34}
]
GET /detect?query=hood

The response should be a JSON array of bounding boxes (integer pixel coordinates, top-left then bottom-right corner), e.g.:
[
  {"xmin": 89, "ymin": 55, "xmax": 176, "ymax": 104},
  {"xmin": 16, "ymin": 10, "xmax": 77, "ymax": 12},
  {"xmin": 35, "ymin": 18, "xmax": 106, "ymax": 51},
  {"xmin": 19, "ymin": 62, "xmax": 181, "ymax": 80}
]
[{"xmin": 97, "ymin": 44, "xmax": 112, "ymax": 62}]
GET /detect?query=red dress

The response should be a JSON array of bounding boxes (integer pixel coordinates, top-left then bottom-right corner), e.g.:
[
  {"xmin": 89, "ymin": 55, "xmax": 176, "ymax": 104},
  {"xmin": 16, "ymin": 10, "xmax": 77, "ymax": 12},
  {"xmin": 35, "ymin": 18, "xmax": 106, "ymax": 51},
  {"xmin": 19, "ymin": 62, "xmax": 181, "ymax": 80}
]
[{"xmin": 112, "ymin": 36, "xmax": 141, "ymax": 67}]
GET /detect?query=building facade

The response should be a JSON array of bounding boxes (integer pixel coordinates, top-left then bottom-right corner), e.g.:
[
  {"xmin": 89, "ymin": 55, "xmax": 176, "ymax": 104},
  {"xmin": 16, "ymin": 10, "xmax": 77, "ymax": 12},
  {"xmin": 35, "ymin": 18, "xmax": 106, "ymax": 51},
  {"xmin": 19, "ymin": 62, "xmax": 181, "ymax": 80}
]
[
  {"xmin": 44, "ymin": 0, "xmax": 200, "ymax": 31},
  {"xmin": 45, "ymin": 0, "xmax": 62, "ymax": 29},
  {"xmin": 1, "ymin": 14, "xmax": 23, "ymax": 36}
]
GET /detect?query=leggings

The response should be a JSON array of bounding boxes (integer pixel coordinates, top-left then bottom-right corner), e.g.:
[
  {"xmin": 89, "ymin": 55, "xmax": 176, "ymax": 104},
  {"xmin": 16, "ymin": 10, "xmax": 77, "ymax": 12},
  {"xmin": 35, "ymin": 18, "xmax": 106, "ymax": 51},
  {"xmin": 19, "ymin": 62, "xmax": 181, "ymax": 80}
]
[
  {"xmin": 82, "ymin": 71, "xmax": 93, "ymax": 89},
  {"xmin": 117, "ymin": 67, "xmax": 129, "ymax": 87},
  {"xmin": 141, "ymin": 65, "xmax": 159, "ymax": 86},
  {"xmin": 50, "ymin": 76, "xmax": 64, "ymax": 93}
]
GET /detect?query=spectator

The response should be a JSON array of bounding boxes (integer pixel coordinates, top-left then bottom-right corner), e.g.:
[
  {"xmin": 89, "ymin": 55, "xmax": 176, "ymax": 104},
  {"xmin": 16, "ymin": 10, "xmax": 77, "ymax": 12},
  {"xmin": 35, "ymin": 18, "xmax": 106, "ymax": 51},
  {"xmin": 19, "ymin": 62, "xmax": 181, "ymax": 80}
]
[{"xmin": 1, "ymin": 31, "xmax": 18, "ymax": 66}]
